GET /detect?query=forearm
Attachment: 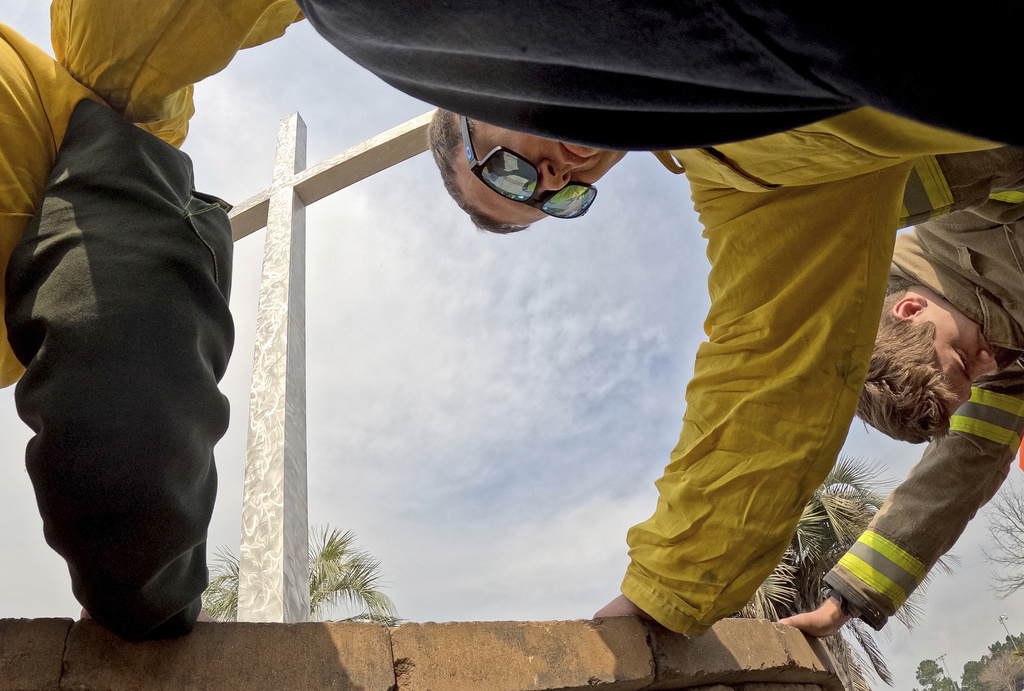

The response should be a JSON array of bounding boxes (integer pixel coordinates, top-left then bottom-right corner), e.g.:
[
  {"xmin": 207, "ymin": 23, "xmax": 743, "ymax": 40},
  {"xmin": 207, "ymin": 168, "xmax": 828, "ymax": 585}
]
[{"xmin": 826, "ymin": 380, "xmax": 1024, "ymax": 629}]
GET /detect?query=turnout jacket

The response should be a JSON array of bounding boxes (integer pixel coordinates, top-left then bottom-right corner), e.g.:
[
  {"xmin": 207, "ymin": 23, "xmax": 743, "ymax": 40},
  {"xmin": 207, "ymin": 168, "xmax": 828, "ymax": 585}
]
[
  {"xmin": 0, "ymin": 0, "xmax": 302, "ymax": 386},
  {"xmin": 824, "ymin": 148, "xmax": 1024, "ymax": 629}
]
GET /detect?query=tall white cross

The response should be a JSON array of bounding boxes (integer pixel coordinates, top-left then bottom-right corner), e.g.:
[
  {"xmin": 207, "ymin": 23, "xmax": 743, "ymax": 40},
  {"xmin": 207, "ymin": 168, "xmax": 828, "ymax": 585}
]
[{"xmin": 229, "ymin": 110, "xmax": 432, "ymax": 622}]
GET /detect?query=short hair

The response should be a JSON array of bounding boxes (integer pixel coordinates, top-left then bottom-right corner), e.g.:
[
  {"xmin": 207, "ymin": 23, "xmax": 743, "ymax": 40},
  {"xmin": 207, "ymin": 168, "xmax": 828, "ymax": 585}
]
[
  {"xmin": 427, "ymin": 109, "xmax": 531, "ymax": 234},
  {"xmin": 856, "ymin": 279, "xmax": 960, "ymax": 443}
]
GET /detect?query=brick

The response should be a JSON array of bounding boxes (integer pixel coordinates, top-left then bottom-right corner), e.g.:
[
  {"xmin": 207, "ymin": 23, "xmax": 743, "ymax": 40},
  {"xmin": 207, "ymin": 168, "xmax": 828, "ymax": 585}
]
[
  {"xmin": 61, "ymin": 620, "xmax": 394, "ymax": 691},
  {"xmin": 642, "ymin": 619, "xmax": 842, "ymax": 691},
  {"xmin": 391, "ymin": 619, "xmax": 655, "ymax": 691},
  {"xmin": 688, "ymin": 686, "xmax": 824, "ymax": 691},
  {"xmin": 0, "ymin": 618, "xmax": 73, "ymax": 691}
]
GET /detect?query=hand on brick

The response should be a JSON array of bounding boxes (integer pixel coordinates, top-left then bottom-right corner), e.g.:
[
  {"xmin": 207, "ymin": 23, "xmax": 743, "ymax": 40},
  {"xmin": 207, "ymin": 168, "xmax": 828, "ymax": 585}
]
[
  {"xmin": 778, "ymin": 598, "xmax": 850, "ymax": 636},
  {"xmin": 594, "ymin": 594, "xmax": 654, "ymax": 621}
]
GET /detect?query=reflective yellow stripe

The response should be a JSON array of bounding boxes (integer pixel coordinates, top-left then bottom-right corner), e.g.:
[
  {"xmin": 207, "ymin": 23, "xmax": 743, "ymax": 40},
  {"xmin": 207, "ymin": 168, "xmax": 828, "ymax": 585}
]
[
  {"xmin": 858, "ymin": 532, "xmax": 927, "ymax": 582},
  {"xmin": 839, "ymin": 532, "xmax": 926, "ymax": 611},
  {"xmin": 899, "ymin": 202, "xmax": 910, "ymax": 226},
  {"xmin": 949, "ymin": 416, "xmax": 1022, "ymax": 449},
  {"xmin": 838, "ymin": 552, "xmax": 909, "ymax": 610},
  {"xmin": 915, "ymin": 155, "xmax": 955, "ymax": 215},
  {"xmin": 898, "ymin": 156, "xmax": 955, "ymax": 227},
  {"xmin": 991, "ymin": 191, "xmax": 1024, "ymax": 204},
  {"xmin": 970, "ymin": 387, "xmax": 1024, "ymax": 417}
]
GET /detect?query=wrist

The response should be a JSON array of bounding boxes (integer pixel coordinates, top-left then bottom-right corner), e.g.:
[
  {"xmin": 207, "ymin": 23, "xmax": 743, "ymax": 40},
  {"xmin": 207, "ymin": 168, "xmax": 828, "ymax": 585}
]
[{"xmin": 825, "ymin": 587, "xmax": 861, "ymax": 619}]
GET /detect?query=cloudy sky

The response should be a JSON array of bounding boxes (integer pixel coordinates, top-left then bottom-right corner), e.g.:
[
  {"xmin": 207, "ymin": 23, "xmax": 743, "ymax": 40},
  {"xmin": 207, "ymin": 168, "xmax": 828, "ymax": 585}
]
[{"xmin": 2, "ymin": 5, "xmax": 1022, "ymax": 688}]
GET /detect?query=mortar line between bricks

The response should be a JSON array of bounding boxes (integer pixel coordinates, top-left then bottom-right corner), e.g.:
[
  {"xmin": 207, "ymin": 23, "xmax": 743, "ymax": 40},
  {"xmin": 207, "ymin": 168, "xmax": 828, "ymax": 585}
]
[
  {"xmin": 385, "ymin": 625, "xmax": 398, "ymax": 691},
  {"xmin": 57, "ymin": 620, "xmax": 73, "ymax": 691},
  {"xmin": 638, "ymin": 619, "xmax": 659, "ymax": 690}
]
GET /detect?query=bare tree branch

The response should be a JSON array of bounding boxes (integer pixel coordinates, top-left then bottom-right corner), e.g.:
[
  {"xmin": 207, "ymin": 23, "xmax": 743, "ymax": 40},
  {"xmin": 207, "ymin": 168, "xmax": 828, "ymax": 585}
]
[
  {"xmin": 984, "ymin": 486, "xmax": 1024, "ymax": 598},
  {"xmin": 978, "ymin": 652, "xmax": 1024, "ymax": 691}
]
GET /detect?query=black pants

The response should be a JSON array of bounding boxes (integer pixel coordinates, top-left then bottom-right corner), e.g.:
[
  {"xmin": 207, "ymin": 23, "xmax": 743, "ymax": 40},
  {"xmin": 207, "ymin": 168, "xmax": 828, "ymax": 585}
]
[
  {"xmin": 297, "ymin": 0, "xmax": 1023, "ymax": 150},
  {"xmin": 5, "ymin": 100, "xmax": 234, "ymax": 641}
]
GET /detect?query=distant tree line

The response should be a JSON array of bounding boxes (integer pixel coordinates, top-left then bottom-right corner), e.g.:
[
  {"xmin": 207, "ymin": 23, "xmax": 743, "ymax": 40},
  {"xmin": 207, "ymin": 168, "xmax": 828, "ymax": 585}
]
[{"xmin": 913, "ymin": 633, "xmax": 1023, "ymax": 691}]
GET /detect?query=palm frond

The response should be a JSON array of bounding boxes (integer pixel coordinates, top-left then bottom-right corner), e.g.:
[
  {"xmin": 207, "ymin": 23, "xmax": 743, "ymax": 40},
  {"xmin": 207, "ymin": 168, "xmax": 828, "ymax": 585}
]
[
  {"xmin": 203, "ymin": 525, "xmax": 400, "ymax": 625},
  {"xmin": 738, "ymin": 455, "xmax": 923, "ymax": 688},
  {"xmin": 741, "ymin": 552, "xmax": 797, "ymax": 620},
  {"xmin": 201, "ymin": 546, "xmax": 240, "ymax": 622},
  {"xmin": 845, "ymin": 618, "xmax": 893, "ymax": 687},
  {"xmin": 307, "ymin": 525, "xmax": 400, "ymax": 624}
]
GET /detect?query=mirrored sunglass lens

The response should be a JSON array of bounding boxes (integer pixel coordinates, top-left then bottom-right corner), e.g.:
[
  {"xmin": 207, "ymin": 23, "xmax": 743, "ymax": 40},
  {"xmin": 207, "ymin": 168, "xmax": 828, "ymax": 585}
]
[
  {"xmin": 541, "ymin": 185, "xmax": 596, "ymax": 218},
  {"xmin": 481, "ymin": 151, "xmax": 537, "ymax": 201}
]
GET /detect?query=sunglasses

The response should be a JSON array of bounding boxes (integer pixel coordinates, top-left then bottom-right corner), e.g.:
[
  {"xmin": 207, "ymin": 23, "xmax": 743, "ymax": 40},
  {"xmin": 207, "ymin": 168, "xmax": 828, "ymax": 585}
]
[{"xmin": 460, "ymin": 115, "xmax": 597, "ymax": 219}]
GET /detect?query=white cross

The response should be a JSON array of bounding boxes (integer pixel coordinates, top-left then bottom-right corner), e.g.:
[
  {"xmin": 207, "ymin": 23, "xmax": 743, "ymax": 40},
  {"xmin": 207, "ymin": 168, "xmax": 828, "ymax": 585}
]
[{"xmin": 230, "ymin": 110, "xmax": 432, "ymax": 622}]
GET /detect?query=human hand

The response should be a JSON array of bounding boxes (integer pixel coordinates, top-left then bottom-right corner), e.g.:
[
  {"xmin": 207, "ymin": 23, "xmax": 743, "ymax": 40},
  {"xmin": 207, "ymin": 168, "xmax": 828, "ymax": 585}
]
[
  {"xmin": 594, "ymin": 594, "xmax": 654, "ymax": 621},
  {"xmin": 778, "ymin": 597, "xmax": 850, "ymax": 637}
]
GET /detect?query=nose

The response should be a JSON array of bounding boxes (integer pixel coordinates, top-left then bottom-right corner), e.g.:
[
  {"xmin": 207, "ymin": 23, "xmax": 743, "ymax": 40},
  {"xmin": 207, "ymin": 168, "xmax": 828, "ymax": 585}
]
[{"xmin": 534, "ymin": 158, "xmax": 572, "ymax": 193}]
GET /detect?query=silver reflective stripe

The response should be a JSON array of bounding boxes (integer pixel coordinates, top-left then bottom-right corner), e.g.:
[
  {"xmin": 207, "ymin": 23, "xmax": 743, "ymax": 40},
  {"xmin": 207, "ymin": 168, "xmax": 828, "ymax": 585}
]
[
  {"xmin": 956, "ymin": 401, "xmax": 1024, "ymax": 433},
  {"xmin": 949, "ymin": 387, "xmax": 1024, "ymax": 450},
  {"xmin": 840, "ymin": 532, "xmax": 924, "ymax": 610}
]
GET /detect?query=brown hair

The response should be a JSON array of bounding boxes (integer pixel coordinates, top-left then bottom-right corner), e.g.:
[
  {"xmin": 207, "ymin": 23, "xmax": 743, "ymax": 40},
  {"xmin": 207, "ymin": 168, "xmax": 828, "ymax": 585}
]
[
  {"xmin": 427, "ymin": 109, "xmax": 531, "ymax": 234},
  {"xmin": 856, "ymin": 284, "xmax": 961, "ymax": 443}
]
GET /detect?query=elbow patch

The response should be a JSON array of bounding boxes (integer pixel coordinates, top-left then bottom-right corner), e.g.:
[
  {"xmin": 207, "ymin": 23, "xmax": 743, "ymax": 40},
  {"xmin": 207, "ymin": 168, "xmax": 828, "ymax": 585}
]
[{"xmin": 949, "ymin": 388, "xmax": 1024, "ymax": 450}]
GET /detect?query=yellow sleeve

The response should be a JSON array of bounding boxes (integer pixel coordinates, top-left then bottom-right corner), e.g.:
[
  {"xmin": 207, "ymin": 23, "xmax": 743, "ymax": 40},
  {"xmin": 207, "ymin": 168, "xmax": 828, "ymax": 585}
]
[
  {"xmin": 622, "ymin": 164, "xmax": 909, "ymax": 634},
  {"xmin": 0, "ymin": 24, "xmax": 100, "ymax": 388},
  {"xmin": 2, "ymin": 2, "xmax": 303, "ymax": 386},
  {"xmin": 50, "ymin": 0, "xmax": 304, "ymax": 147}
]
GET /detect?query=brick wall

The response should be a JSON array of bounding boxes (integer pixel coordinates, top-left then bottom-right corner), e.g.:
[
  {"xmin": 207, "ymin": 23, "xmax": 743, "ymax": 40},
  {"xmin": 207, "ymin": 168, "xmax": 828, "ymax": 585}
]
[{"xmin": 0, "ymin": 617, "xmax": 843, "ymax": 691}]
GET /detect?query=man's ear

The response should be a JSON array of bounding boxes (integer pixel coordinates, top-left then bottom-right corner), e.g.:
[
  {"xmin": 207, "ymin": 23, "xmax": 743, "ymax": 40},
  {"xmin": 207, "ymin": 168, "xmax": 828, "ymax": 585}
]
[{"xmin": 892, "ymin": 294, "xmax": 928, "ymax": 323}]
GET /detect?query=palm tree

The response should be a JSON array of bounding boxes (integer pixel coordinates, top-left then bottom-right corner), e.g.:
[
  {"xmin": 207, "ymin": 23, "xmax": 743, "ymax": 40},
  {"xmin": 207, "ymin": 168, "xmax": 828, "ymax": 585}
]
[
  {"xmin": 739, "ymin": 456, "xmax": 956, "ymax": 691},
  {"xmin": 202, "ymin": 525, "xmax": 400, "ymax": 626}
]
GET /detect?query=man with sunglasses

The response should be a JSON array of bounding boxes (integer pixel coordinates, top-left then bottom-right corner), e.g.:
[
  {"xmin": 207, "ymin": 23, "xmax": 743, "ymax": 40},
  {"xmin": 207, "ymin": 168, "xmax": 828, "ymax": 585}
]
[{"xmin": 456, "ymin": 115, "xmax": 620, "ymax": 227}]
